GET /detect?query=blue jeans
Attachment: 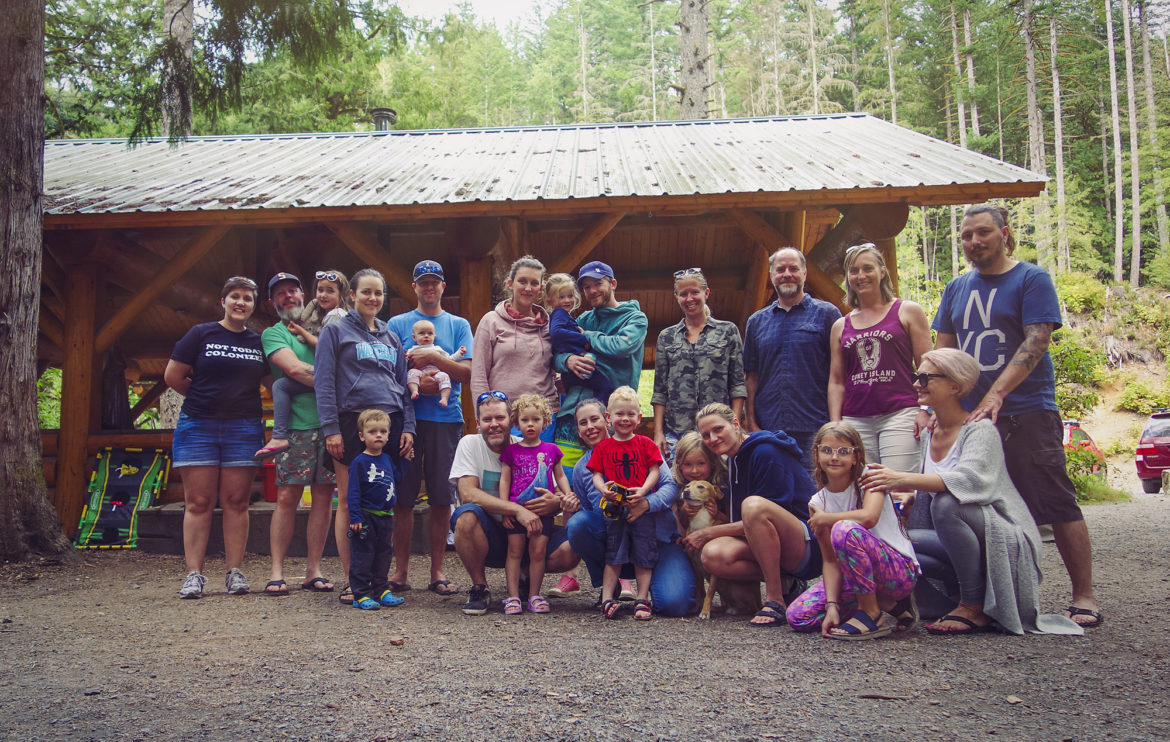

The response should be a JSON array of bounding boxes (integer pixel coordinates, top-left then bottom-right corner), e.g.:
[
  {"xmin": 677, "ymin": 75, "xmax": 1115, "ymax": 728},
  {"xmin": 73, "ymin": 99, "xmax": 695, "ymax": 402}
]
[{"xmin": 566, "ymin": 509, "xmax": 695, "ymax": 617}]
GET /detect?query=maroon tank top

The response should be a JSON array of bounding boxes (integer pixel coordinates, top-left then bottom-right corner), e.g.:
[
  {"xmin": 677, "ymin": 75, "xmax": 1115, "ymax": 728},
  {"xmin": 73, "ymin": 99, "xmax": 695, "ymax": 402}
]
[{"xmin": 840, "ymin": 299, "xmax": 918, "ymax": 417}]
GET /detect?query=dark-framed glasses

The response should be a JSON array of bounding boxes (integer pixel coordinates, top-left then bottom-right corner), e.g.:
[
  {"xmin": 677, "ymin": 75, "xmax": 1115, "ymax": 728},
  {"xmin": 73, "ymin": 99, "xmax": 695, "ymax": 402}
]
[
  {"xmin": 817, "ymin": 445, "xmax": 856, "ymax": 457},
  {"xmin": 315, "ymin": 271, "xmax": 340, "ymax": 282},
  {"xmin": 673, "ymin": 267, "xmax": 703, "ymax": 279},
  {"xmin": 910, "ymin": 372, "xmax": 948, "ymax": 387},
  {"xmin": 476, "ymin": 390, "xmax": 508, "ymax": 404}
]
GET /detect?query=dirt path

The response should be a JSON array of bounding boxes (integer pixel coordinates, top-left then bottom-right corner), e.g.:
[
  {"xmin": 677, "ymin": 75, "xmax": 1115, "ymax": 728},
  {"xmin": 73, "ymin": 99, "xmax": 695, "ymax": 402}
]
[{"xmin": 2, "ymin": 484, "xmax": 1167, "ymax": 741}]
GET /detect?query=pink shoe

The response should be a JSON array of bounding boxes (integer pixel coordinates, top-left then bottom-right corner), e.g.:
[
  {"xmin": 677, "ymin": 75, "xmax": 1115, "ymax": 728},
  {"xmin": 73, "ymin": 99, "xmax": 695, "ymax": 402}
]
[
  {"xmin": 527, "ymin": 595, "xmax": 551, "ymax": 614},
  {"xmin": 549, "ymin": 574, "xmax": 581, "ymax": 597}
]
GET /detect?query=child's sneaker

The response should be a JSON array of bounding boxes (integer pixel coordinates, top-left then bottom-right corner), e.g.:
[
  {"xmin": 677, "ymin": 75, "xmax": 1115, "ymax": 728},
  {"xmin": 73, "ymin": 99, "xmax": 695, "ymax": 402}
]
[
  {"xmin": 354, "ymin": 597, "xmax": 381, "ymax": 610},
  {"xmin": 225, "ymin": 568, "xmax": 249, "ymax": 595},
  {"xmin": 178, "ymin": 571, "xmax": 206, "ymax": 599},
  {"xmin": 549, "ymin": 574, "xmax": 581, "ymax": 597},
  {"xmin": 462, "ymin": 585, "xmax": 490, "ymax": 615},
  {"xmin": 379, "ymin": 590, "xmax": 405, "ymax": 607},
  {"xmin": 618, "ymin": 578, "xmax": 636, "ymax": 601}
]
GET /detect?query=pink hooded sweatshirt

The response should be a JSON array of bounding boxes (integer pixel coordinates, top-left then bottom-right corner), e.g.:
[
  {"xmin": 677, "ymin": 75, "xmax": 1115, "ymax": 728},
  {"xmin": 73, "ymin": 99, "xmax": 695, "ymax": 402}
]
[{"xmin": 471, "ymin": 300, "xmax": 560, "ymax": 414}]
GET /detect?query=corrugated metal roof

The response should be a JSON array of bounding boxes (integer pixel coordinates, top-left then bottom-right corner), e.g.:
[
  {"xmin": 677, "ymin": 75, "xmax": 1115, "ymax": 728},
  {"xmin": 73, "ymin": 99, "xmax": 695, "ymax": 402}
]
[{"xmin": 43, "ymin": 114, "xmax": 1045, "ymax": 217}]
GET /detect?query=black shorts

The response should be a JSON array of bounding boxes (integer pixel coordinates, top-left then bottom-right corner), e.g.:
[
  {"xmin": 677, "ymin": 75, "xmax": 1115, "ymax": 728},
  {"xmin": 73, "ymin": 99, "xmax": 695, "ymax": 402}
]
[
  {"xmin": 996, "ymin": 409, "xmax": 1084, "ymax": 526},
  {"xmin": 398, "ymin": 419, "xmax": 461, "ymax": 508}
]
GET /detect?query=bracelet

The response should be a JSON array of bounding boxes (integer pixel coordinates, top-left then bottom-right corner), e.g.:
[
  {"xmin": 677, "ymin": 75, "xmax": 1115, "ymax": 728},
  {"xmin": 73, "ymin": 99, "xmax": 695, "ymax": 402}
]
[{"xmin": 825, "ymin": 601, "xmax": 840, "ymax": 606}]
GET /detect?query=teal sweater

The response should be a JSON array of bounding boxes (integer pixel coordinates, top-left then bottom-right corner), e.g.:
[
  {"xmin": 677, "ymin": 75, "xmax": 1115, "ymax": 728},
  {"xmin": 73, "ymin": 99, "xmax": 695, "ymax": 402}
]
[{"xmin": 554, "ymin": 300, "xmax": 647, "ymax": 418}]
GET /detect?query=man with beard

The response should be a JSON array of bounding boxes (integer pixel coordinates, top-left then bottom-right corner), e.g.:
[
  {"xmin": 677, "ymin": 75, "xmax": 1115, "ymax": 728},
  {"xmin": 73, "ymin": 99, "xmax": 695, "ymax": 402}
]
[
  {"xmin": 260, "ymin": 273, "xmax": 337, "ymax": 596},
  {"xmin": 743, "ymin": 248, "xmax": 841, "ymax": 473}
]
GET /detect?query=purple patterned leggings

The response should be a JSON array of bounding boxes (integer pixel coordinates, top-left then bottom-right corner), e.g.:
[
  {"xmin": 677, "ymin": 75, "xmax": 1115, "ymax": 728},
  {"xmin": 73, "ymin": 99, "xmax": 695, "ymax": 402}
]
[{"xmin": 785, "ymin": 519, "xmax": 918, "ymax": 631}]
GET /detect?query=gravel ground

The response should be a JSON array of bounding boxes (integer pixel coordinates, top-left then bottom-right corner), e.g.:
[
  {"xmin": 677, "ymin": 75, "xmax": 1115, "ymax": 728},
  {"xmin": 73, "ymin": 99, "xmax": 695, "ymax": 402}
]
[{"xmin": 2, "ymin": 488, "xmax": 1168, "ymax": 742}]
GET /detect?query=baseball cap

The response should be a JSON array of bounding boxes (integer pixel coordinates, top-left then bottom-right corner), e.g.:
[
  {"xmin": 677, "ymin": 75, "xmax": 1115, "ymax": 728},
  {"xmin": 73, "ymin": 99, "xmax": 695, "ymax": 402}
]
[
  {"xmin": 267, "ymin": 272, "xmax": 302, "ymax": 297},
  {"xmin": 413, "ymin": 260, "xmax": 445, "ymax": 281},
  {"xmin": 577, "ymin": 261, "xmax": 615, "ymax": 284}
]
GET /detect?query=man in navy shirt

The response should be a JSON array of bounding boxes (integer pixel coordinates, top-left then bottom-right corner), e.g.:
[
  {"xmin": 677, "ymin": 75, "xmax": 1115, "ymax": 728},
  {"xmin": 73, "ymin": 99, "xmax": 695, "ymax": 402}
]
[
  {"xmin": 743, "ymin": 247, "xmax": 841, "ymax": 473},
  {"xmin": 933, "ymin": 203, "xmax": 1101, "ymax": 628}
]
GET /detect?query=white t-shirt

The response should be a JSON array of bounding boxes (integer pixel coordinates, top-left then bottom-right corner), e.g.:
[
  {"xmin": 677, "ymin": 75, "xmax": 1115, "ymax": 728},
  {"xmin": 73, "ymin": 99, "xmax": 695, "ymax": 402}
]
[
  {"xmin": 449, "ymin": 433, "xmax": 521, "ymax": 498},
  {"xmin": 810, "ymin": 483, "xmax": 918, "ymax": 567}
]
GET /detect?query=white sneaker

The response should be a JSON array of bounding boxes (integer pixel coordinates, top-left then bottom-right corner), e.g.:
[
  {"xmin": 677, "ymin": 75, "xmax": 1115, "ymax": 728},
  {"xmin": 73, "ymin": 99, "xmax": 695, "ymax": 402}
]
[
  {"xmin": 225, "ymin": 567, "xmax": 249, "ymax": 595},
  {"xmin": 178, "ymin": 571, "xmax": 206, "ymax": 599}
]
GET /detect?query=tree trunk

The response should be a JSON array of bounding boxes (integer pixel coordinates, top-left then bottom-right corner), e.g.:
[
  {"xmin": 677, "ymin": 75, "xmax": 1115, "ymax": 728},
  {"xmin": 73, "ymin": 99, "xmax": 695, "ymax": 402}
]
[
  {"xmin": 996, "ymin": 56, "xmax": 1005, "ymax": 161},
  {"xmin": 0, "ymin": 0, "xmax": 75, "ymax": 561},
  {"xmin": 950, "ymin": 3, "xmax": 967, "ymax": 148},
  {"xmin": 1139, "ymin": 0, "xmax": 1169, "ymax": 253},
  {"xmin": 160, "ymin": 0, "xmax": 194, "ymax": 139},
  {"xmin": 1120, "ymin": 0, "xmax": 1142, "ymax": 285},
  {"xmin": 883, "ymin": 0, "xmax": 898, "ymax": 124},
  {"xmin": 678, "ymin": 0, "xmax": 712, "ymax": 118},
  {"xmin": 806, "ymin": 0, "xmax": 820, "ymax": 115},
  {"xmin": 949, "ymin": 205, "xmax": 960, "ymax": 278},
  {"xmin": 1022, "ymin": 0, "xmax": 1049, "ymax": 270},
  {"xmin": 1106, "ymin": 0, "xmax": 1126, "ymax": 282},
  {"xmin": 963, "ymin": 7, "xmax": 980, "ymax": 136},
  {"xmin": 578, "ymin": 2, "xmax": 589, "ymax": 121},
  {"xmin": 1051, "ymin": 19, "xmax": 1069, "ymax": 272},
  {"xmin": 1101, "ymin": 95, "xmax": 1112, "ymax": 226}
]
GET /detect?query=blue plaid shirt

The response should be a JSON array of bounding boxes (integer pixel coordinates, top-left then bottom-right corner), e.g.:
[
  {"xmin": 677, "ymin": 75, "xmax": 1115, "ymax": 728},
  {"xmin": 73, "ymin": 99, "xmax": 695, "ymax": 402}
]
[{"xmin": 743, "ymin": 294, "xmax": 840, "ymax": 433}]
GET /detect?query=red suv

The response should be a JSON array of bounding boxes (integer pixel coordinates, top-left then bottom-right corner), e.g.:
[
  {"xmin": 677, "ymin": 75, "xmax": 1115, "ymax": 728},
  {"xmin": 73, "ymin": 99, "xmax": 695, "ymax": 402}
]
[{"xmin": 1136, "ymin": 409, "xmax": 1170, "ymax": 494}]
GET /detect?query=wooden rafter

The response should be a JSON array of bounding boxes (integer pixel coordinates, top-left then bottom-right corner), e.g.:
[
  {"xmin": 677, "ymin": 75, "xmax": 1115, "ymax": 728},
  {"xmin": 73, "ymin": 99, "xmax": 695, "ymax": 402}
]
[
  {"xmin": 38, "ymin": 308, "xmax": 64, "ymax": 348},
  {"xmin": 130, "ymin": 380, "xmax": 169, "ymax": 422},
  {"xmin": 726, "ymin": 207, "xmax": 847, "ymax": 311},
  {"xmin": 550, "ymin": 210, "xmax": 629, "ymax": 276},
  {"xmin": 324, "ymin": 221, "xmax": 415, "ymax": 303},
  {"xmin": 94, "ymin": 224, "xmax": 229, "ymax": 353}
]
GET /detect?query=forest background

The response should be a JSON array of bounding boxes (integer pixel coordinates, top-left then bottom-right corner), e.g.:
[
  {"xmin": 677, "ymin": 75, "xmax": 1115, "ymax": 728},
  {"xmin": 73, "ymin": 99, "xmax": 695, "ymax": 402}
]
[{"xmin": 38, "ymin": 0, "xmax": 1170, "ymax": 492}]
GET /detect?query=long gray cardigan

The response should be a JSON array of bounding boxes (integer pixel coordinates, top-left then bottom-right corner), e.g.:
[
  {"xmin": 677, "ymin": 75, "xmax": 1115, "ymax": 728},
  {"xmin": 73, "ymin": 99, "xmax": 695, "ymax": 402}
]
[{"xmin": 920, "ymin": 419, "xmax": 1082, "ymax": 636}]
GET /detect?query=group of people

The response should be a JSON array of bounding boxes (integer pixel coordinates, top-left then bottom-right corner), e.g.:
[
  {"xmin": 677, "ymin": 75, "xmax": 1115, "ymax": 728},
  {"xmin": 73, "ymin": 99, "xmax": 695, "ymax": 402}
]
[{"xmin": 164, "ymin": 202, "xmax": 1101, "ymax": 637}]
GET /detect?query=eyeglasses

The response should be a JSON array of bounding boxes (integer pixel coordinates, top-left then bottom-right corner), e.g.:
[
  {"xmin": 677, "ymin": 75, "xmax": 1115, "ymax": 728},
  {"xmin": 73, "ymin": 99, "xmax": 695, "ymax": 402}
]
[
  {"xmin": 817, "ymin": 446, "xmax": 856, "ymax": 457},
  {"xmin": 315, "ymin": 271, "xmax": 340, "ymax": 282},
  {"xmin": 476, "ymin": 390, "xmax": 508, "ymax": 404},
  {"xmin": 673, "ymin": 267, "xmax": 703, "ymax": 279},
  {"xmin": 226, "ymin": 276, "xmax": 258, "ymax": 288},
  {"xmin": 910, "ymin": 372, "xmax": 948, "ymax": 386}
]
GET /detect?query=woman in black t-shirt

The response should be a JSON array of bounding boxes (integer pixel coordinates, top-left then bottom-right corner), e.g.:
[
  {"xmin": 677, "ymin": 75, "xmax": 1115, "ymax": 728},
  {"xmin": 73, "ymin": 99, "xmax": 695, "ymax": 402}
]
[{"xmin": 164, "ymin": 276, "xmax": 268, "ymax": 599}]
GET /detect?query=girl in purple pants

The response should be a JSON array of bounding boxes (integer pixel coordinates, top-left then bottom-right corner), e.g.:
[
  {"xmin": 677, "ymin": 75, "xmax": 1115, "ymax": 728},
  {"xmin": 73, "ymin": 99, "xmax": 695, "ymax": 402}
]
[{"xmin": 786, "ymin": 422, "xmax": 919, "ymax": 639}]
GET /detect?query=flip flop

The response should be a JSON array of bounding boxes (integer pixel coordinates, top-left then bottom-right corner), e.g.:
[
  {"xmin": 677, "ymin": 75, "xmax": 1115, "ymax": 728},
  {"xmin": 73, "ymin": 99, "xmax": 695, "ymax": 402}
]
[
  {"xmin": 750, "ymin": 600, "xmax": 787, "ymax": 627},
  {"xmin": 427, "ymin": 579, "xmax": 458, "ymax": 596},
  {"xmin": 828, "ymin": 611, "xmax": 893, "ymax": 640},
  {"xmin": 1066, "ymin": 605, "xmax": 1103, "ymax": 628},
  {"xmin": 925, "ymin": 613, "xmax": 995, "ymax": 635},
  {"xmin": 301, "ymin": 577, "xmax": 334, "ymax": 592},
  {"xmin": 388, "ymin": 580, "xmax": 413, "ymax": 593},
  {"xmin": 263, "ymin": 579, "xmax": 289, "ymax": 596},
  {"xmin": 252, "ymin": 442, "xmax": 290, "ymax": 461}
]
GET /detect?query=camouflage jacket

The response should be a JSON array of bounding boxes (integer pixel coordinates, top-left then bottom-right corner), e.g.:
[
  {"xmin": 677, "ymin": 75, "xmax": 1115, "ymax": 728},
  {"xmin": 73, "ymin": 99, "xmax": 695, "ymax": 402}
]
[{"xmin": 651, "ymin": 316, "xmax": 747, "ymax": 436}]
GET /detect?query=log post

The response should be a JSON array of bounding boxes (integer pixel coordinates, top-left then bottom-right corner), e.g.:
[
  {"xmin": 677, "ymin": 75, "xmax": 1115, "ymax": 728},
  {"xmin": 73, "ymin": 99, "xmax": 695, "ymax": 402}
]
[
  {"xmin": 876, "ymin": 237, "xmax": 899, "ymax": 296},
  {"xmin": 459, "ymin": 255, "xmax": 493, "ymax": 433},
  {"xmin": 740, "ymin": 247, "xmax": 773, "ymax": 329},
  {"xmin": 57, "ymin": 262, "xmax": 98, "ymax": 536}
]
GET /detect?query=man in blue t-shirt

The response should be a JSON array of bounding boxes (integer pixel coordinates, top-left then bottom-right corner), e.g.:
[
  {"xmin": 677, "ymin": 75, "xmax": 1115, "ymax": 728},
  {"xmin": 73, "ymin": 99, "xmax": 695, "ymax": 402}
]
[
  {"xmin": 385, "ymin": 260, "xmax": 473, "ymax": 596},
  {"xmin": 743, "ymin": 247, "xmax": 841, "ymax": 474},
  {"xmin": 933, "ymin": 204, "xmax": 1101, "ymax": 628}
]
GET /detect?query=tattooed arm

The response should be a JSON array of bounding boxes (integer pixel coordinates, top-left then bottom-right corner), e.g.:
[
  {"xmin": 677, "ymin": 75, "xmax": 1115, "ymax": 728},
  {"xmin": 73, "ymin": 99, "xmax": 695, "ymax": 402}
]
[{"xmin": 965, "ymin": 322, "xmax": 1055, "ymax": 424}]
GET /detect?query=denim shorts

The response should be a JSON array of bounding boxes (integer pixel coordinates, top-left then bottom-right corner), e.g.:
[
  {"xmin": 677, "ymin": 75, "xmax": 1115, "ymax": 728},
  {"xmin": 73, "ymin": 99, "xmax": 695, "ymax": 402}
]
[
  {"xmin": 172, "ymin": 411, "xmax": 265, "ymax": 468},
  {"xmin": 450, "ymin": 502, "xmax": 568, "ymax": 569}
]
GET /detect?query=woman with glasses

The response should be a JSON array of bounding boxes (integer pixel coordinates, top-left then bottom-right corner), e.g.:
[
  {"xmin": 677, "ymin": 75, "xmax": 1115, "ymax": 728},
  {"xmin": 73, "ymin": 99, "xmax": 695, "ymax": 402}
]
[
  {"xmin": 471, "ymin": 256, "xmax": 559, "ymax": 418},
  {"xmin": 651, "ymin": 268, "xmax": 746, "ymax": 460},
  {"xmin": 690, "ymin": 403, "xmax": 820, "ymax": 626},
  {"xmin": 315, "ymin": 268, "xmax": 415, "ymax": 605},
  {"xmin": 859, "ymin": 349, "xmax": 1082, "ymax": 635},
  {"xmin": 827, "ymin": 244, "xmax": 932, "ymax": 473},
  {"xmin": 165, "ymin": 276, "xmax": 268, "ymax": 599}
]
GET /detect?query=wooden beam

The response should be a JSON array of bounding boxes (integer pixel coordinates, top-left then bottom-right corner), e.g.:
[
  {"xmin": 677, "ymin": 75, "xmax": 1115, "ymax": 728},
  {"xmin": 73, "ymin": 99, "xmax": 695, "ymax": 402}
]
[
  {"xmin": 324, "ymin": 221, "xmax": 415, "ymax": 303},
  {"xmin": 38, "ymin": 307, "xmax": 65, "ymax": 348},
  {"xmin": 130, "ymin": 380, "xmax": 169, "ymax": 423},
  {"xmin": 876, "ymin": 237, "xmax": 899, "ymax": 296},
  {"xmin": 460, "ymin": 255, "xmax": 493, "ymax": 434},
  {"xmin": 727, "ymin": 207, "xmax": 847, "ymax": 312},
  {"xmin": 740, "ymin": 247, "xmax": 773, "ymax": 328},
  {"xmin": 94, "ymin": 224, "xmax": 229, "ymax": 353},
  {"xmin": 550, "ymin": 210, "xmax": 629, "ymax": 275},
  {"xmin": 57, "ymin": 263, "xmax": 98, "ymax": 537}
]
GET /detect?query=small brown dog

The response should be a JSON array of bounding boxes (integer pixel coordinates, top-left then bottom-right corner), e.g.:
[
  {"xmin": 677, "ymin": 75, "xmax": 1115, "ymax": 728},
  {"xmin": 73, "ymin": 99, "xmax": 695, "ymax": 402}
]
[{"xmin": 680, "ymin": 481, "xmax": 728, "ymax": 619}]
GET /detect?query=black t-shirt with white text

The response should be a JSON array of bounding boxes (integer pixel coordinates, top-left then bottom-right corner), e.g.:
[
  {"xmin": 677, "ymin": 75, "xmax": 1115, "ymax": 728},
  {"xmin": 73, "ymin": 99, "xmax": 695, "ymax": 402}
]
[{"xmin": 170, "ymin": 322, "xmax": 266, "ymax": 419}]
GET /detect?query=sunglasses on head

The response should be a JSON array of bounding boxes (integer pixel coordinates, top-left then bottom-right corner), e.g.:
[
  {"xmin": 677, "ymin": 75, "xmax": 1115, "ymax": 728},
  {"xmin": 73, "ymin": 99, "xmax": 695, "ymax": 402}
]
[
  {"xmin": 910, "ymin": 372, "xmax": 948, "ymax": 386},
  {"xmin": 845, "ymin": 243, "xmax": 877, "ymax": 256},
  {"xmin": 414, "ymin": 264, "xmax": 443, "ymax": 278},
  {"xmin": 476, "ymin": 390, "xmax": 508, "ymax": 404},
  {"xmin": 227, "ymin": 276, "xmax": 258, "ymax": 288},
  {"xmin": 315, "ymin": 271, "xmax": 340, "ymax": 282},
  {"xmin": 673, "ymin": 267, "xmax": 703, "ymax": 279}
]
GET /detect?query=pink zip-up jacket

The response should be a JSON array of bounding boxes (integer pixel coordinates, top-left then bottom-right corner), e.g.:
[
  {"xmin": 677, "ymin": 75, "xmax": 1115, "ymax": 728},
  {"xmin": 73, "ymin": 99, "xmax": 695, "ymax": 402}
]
[{"xmin": 471, "ymin": 300, "xmax": 560, "ymax": 414}]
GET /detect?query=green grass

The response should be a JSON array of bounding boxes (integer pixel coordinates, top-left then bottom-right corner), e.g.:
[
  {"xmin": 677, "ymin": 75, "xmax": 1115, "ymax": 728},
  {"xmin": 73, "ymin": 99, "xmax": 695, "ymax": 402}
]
[{"xmin": 1071, "ymin": 475, "xmax": 1133, "ymax": 505}]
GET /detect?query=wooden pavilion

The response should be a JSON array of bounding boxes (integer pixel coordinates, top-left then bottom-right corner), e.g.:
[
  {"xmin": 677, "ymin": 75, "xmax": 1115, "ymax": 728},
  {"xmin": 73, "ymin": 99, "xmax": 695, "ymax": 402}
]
[{"xmin": 40, "ymin": 113, "xmax": 1045, "ymax": 537}]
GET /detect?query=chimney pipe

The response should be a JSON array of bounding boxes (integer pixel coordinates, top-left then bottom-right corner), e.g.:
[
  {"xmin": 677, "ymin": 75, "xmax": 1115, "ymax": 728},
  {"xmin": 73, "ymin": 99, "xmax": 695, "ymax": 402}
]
[{"xmin": 371, "ymin": 107, "xmax": 397, "ymax": 131}]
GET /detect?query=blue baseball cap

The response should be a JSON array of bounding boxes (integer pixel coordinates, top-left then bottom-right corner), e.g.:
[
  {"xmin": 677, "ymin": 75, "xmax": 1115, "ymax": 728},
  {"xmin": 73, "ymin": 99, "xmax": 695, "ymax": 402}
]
[
  {"xmin": 267, "ymin": 272, "xmax": 302, "ymax": 297},
  {"xmin": 413, "ymin": 260, "xmax": 445, "ymax": 281},
  {"xmin": 577, "ymin": 261, "xmax": 615, "ymax": 284}
]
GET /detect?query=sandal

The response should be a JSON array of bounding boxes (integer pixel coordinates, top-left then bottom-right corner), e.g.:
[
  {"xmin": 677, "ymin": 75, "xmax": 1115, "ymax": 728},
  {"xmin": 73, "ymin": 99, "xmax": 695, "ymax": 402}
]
[
  {"xmin": 527, "ymin": 595, "xmax": 551, "ymax": 614},
  {"xmin": 263, "ymin": 579, "xmax": 289, "ymax": 596},
  {"xmin": 828, "ymin": 611, "xmax": 893, "ymax": 640},
  {"xmin": 600, "ymin": 599, "xmax": 621, "ymax": 619},
  {"xmin": 338, "ymin": 583, "xmax": 354, "ymax": 605},
  {"xmin": 427, "ymin": 579, "xmax": 458, "ymax": 596},
  {"xmin": 750, "ymin": 600, "xmax": 786, "ymax": 627},
  {"xmin": 924, "ymin": 613, "xmax": 995, "ymax": 635},
  {"xmin": 502, "ymin": 596, "xmax": 523, "ymax": 615},
  {"xmin": 301, "ymin": 576, "xmax": 334, "ymax": 592},
  {"xmin": 1065, "ymin": 605, "xmax": 1103, "ymax": 628},
  {"xmin": 888, "ymin": 594, "xmax": 918, "ymax": 632},
  {"xmin": 633, "ymin": 598, "xmax": 653, "ymax": 621}
]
